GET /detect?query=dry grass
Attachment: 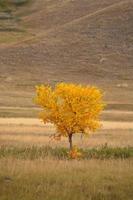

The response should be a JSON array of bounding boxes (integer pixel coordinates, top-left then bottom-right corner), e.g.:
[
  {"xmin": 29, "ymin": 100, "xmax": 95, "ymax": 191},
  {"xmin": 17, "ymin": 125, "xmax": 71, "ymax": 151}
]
[
  {"xmin": 0, "ymin": 121, "xmax": 133, "ymax": 199},
  {"xmin": 0, "ymin": 31, "xmax": 31, "ymax": 45},
  {"xmin": 0, "ymin": 0, "xmax": 133, "ymax": 108},
  {"xmin": 0, "ymin": 1, "xmax": 133, "ymax": 198},
  {"xmin": 0, "ymin": 158, "xmax": 133, "ymax": 200},
  {"xmin": 0, "ymin": 124, "xmax": 133, "ymax": 148},
  {"xmin": 1, "ymin": 106, "xmax": 133, "ymax": 121}
]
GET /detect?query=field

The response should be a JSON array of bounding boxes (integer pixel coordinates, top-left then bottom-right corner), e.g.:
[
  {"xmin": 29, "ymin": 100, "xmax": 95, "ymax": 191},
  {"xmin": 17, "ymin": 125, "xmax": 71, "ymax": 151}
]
[
  {"xmin": 0, "ymin": 159, "xmax": 133, "ymax": 200},
  {"xmin": 0, "ymin": 0, "xmax": 133, "ymax": 199},
  {"xmin": 0, "ymin": 120, "xmax": 133, "ymax": 200}
]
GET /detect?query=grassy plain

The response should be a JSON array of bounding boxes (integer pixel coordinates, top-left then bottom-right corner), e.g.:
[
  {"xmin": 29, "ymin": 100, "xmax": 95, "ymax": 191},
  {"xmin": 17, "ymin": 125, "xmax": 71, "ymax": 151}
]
[
  {"xmin": 0, "ymin": 0, "xmax": 133, "ymax": 199},
  {"xmin": 0, "ymin": 158, "xmax": 133, "ymax": 200},
  {"xmin": 0, "ymin": 122, "xmax": 133, "ymax": 200}
]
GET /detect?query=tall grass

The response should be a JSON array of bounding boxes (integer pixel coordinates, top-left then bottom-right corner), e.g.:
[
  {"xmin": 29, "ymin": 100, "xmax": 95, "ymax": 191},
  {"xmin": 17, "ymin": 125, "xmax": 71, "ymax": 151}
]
[
  {"xmin": 0, "ymin": 126, "xmax": 132, "ymax": 199},
  {"xmin": 0, "ymin": 158, "xmax": 133, "ymax": 200},
  {"xmin": 0, "ymin": 145, "xmax": 133, "ymax": 160}
]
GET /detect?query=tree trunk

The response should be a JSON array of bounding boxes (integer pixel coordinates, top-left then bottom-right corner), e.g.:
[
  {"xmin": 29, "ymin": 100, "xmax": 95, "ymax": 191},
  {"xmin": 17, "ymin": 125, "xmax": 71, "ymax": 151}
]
[{"xmin": 68, "ymin": 133, "xmax": 73, "ymax": 150}]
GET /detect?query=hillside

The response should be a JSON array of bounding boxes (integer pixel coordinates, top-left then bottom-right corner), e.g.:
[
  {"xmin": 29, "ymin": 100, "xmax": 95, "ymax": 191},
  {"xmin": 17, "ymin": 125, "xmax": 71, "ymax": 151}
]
[{"xmin": 0, "ymin": 0, "xmax": 133, "ymax": 110}]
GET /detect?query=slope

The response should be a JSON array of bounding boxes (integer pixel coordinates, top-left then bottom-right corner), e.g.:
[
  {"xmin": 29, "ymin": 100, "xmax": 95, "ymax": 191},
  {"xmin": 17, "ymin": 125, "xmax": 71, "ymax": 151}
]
[{"xmin": 0, "ymin": 0, "xmax": 133, "ymax": 108}]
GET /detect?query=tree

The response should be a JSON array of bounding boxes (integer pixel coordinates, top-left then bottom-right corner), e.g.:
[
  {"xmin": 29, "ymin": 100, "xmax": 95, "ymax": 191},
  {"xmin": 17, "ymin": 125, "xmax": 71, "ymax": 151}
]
[{"xmin": 35, "ymin": 83, "xmax": 105, "ymax": 150}]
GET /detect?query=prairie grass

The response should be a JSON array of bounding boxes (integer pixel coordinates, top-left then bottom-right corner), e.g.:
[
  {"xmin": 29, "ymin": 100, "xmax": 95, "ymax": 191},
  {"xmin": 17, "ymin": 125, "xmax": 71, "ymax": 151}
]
[
  {"xmin": 0, "ymin": 158, "xmax": 133, "ymax": 200},
  {"xmin": 0, "ymin": 125, "xmax": 133, "ymax": 147},
  {"xmin": 0, "ymin": 106, "xmax": 133, "ymax": 121},
  {"xmin": 0, "ymin": 124, "xmax": 133, "ymax": 199},
  {"xmin": 0, "ymin": 32, "xmax": 32, "ymax": 44},
  {"xmin": 0, "ymin": 145, "xmax": 133, "ymax": 160},
  {"xmin": 0, "ymin": 107, "xmax": 38, "ymax": 118}
]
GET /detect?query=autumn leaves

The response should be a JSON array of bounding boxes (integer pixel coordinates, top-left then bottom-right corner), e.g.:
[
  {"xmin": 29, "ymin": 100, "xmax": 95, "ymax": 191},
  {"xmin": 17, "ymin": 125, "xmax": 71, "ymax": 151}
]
[{"xmin": 35, "ymin": 83, "xmax": 105, "ymax": 157}]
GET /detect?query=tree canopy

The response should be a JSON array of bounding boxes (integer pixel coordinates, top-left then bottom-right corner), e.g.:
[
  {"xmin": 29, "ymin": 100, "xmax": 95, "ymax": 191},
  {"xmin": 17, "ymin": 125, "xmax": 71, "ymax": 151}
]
[{"xmin": 35, "ymin": 83, "xmax": 105, "ymax": 149}]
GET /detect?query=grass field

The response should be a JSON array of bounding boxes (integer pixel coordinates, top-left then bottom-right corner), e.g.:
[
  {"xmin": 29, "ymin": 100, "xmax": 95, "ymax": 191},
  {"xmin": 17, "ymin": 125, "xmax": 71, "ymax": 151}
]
[
  {"xmin": 0, "ymin": 158, "xmax": 133, "ymax": 200},
  {"xmin": 0, "ymin": 122, "xmax": 133, "ymax": 200},
  {"xmin": 0, "ymin": 0, "xmax": 133, "ymax": 199}
]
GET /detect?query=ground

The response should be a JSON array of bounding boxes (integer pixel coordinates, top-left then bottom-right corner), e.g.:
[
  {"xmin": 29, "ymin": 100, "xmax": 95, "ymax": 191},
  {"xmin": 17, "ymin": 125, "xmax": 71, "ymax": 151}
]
[
  {"xmin": 0, "ymin": 0, "xmax": 133, "ymax": 199},
  {"xmin": 0, "ymin": 0, "xmax": 133, "ymax": 109},
  {"xmin": 0, "ymin": 119, "xmax": 133, "ymax": 200}
]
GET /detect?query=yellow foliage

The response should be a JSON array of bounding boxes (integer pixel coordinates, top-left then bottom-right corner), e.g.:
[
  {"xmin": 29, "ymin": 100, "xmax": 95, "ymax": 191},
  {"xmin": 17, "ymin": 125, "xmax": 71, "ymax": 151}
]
[
  {"xmin": 68, "ymin": 146, "xmax": 82, "ymax": 159},
  {"xmin": 35, "ymin": 83, "xmax": 105, "ymax": 149}
]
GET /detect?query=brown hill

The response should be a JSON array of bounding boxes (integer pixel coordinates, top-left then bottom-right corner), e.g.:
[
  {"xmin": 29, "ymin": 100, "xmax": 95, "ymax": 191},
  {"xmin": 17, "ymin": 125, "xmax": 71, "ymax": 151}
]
[{"xmin": 0, "ymin": 0, "xmax": 133, "ymax": 109}]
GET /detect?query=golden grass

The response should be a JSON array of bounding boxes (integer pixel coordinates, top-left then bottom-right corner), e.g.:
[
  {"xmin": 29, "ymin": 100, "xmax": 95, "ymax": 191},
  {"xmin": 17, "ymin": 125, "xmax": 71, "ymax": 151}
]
[
  {"xmin": 0, "ymin": 158, "xmax": 133, "ymax": 200},
  {"xmin": 0, "ymin": 32, "xmax": 31, "ymax": 45},
  {"xmin": 0, "ymin": 124, "xmax": 133, "ymax": 148},
  {"xmin": 0, "ymin": 122, "xmax": 133, "ymax": 199},
  {"xmin": 0, "ymin": 157, "xmax": 132, "ymax": 176}
]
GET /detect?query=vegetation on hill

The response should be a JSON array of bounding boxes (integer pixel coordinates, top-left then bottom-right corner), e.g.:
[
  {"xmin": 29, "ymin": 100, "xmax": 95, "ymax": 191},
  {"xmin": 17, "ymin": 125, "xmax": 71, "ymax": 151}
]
[
  {"xmin": 0, "ymin": 0, "xmax": 29, "ymax": 8},
  {"xmin": 0, "ymin": 0, "xmax": 133, "ymax": 109}
]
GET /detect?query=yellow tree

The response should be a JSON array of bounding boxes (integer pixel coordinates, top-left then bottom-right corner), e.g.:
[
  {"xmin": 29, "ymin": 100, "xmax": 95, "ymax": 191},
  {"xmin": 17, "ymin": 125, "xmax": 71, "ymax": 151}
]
[{"xmin": 35, "ymin": 83, "xmax": 105, "ymax": 150}]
